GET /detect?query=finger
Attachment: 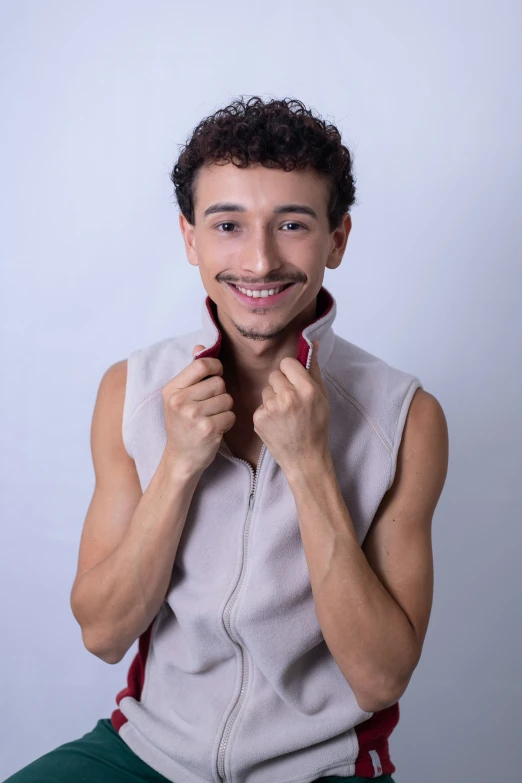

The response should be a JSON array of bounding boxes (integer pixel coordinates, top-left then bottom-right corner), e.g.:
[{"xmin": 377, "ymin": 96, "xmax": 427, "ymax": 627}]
[
  {"xmin": 261, "ymin": 385, "xmax": 276, "ymax": 404},
  {"xmin": 166, "ymin": 351, "xmax": 223, "ymax": 392},
  {"xmin": 192, "ymin": 343, "xmax": 206, "ymax": 359},
  {"xmin": 268, "ymin": 368, "xmax": 294, "ymax": 394},
  {"xmin": 197, "ymin": 390, "xmax": 234, "ymax": 414},
  {"xmin": 208, "ymin": 409, "xmax": 236, "ymax": 434},
  {"xmin": 199, "ymin": 410, "xmax": 236, "ymax": 433},
  {"xmin": 278, "ymin": 356, "xmax": 309, "ymax": 387},
  {"xmin": 188, "ymin": 374, "xmax": 228, "ymax": 402}
]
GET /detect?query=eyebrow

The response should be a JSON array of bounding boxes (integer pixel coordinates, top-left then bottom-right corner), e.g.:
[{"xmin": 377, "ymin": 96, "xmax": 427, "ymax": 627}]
[{"xmin": 202, "ymin": 202, "xmax": 319, "ymax": 220}]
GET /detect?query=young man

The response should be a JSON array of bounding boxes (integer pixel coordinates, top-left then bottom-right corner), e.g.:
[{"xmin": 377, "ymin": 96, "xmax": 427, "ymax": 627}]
[{"xmin": 6, "ymin": 97, "xmax": 448, "ymax": 783}]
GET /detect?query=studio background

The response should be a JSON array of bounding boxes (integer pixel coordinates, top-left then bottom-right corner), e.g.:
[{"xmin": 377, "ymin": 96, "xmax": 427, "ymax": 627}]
[{"xmin": 1, "ymin": 1, "xmax": 521, "ymax": 781}]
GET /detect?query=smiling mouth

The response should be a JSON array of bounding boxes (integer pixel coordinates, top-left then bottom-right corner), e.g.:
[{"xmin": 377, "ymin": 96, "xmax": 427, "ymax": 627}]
[{"xmin": 228, "ymin": 282, "xmax": 295, "ymax": 299}]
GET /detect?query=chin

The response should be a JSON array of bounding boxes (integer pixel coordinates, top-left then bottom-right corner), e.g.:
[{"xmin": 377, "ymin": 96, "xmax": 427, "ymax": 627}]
[{"xmin": 232, "ymin": 316, "xmax": 287, "ymax": 342}]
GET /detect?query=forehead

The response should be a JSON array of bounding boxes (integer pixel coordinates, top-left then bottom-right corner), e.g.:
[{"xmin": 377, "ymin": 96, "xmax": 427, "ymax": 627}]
[{"xmin": 193, "ymin": 161, "xmax": 329, "ymax": 217}]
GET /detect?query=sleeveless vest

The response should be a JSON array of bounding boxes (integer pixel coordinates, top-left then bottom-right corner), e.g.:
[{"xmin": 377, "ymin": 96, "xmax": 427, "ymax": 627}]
[{"xmin": 111, "ymin": 285, "xmax": 423, "ymax": 783}]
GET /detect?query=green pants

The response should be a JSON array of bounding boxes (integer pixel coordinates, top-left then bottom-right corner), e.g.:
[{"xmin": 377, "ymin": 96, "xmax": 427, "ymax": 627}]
[{"xmin": 3, "ymin": 717, "xmax": 396, "ymax": 783}]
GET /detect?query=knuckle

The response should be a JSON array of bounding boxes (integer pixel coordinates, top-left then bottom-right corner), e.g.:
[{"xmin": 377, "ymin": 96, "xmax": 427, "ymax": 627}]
[
  {"xmin": 214, "ymin": 376, "xmax": 226, "ymax": 394},
  {"xmin": 302, "ymin": 385, "xmax": 315, "ymax": 400},
  {"xmin": 281, "ymin": 390, "xmax": 294, "ymax": 407},
  {"xmin": 208, "ymin": 358, "xmax": 222, "ymax": 372},
  {"xmin": 197, "ymin": 358, "xmax": 213, "ymax": 376},
  {"xmin": 198, "ymin": 418, "xmax": 213, "ymax": 437},
  {"xmin": 167, "ymin": 392, "xmax": 182, "ymax": 411},
  {"xmin": 185, "ymin": 403, "xmax": 198, "ymax": 420}
]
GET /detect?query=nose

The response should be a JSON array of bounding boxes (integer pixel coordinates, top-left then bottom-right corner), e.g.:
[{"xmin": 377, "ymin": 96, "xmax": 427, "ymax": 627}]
[{"xmin": 239, "ymin": 224, "xmax": 283, "ymax": 280}]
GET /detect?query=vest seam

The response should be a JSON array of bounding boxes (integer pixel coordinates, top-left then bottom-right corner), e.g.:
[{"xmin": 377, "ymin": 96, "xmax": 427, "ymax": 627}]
[
  {"xmin": 386, "ymin": 378, "xmax": 422, "ymax": 493},
  {"xmin": 323, "ymin": 369, "xmax": 393, "ymax": 455},
  {"xmin": 122, "ymin": 351, "xmax": 139, "ymax": 459},
  {"xmin": 139, "ymin": 607, "xmax": 164, "ymax": 707},
  {"xmin": 126, "ymin": 387, "xmax": 164, "ymax": 429}
]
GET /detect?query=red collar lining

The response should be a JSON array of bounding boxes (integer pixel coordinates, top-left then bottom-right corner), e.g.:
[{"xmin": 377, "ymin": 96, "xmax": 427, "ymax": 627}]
[{"xmin": 197, "ymin": 286, "xmax": 334, "ymax": 367}]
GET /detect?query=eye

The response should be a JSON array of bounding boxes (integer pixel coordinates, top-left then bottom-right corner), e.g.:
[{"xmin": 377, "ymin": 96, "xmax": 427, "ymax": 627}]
[
  {"xmin": 281, "ymin": 222, "xmax": 306, "ymax": 231},
  {"xmin": 215, "ymin": 221, "xmax": 306, "ymax": 233},
  {"xmin": 215, "ymin": 222, "xmax": 238, "ymax": 232}
]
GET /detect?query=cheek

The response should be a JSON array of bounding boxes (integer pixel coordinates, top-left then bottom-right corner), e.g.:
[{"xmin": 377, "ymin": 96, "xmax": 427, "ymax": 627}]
[
  {"xmin": 285, "ymin": 235, "xmax": 328, "ymax": 265},
  {"xmin": 195, "ymin": 245, "xmax": 237, "ymax": 279}
]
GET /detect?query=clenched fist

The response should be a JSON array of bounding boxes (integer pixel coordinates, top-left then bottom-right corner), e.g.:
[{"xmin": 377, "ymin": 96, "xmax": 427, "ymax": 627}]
[{"xmin": 161, "ymin": 345, "xmax": 236, "ymax": 476}]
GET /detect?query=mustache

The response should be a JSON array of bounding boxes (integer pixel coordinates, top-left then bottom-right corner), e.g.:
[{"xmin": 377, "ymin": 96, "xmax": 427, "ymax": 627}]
[{"xmin": 220, "ymin": 277, "xmax": 304, "ymax": 286}]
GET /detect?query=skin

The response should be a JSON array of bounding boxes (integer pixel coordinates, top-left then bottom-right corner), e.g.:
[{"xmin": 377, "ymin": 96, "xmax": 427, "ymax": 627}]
[{"xmin": 178, "ymin": 159, "xmax": 449, "ymax": 711}]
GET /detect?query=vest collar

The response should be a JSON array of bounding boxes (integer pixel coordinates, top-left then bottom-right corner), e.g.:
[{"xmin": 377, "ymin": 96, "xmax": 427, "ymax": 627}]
[{"xmin": 195, "ymin": 285, "xmax": 337, "ymax": 371}]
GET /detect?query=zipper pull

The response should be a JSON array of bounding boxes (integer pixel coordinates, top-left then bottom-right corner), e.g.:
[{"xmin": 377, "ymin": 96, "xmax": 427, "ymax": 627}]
[{"xmin": 248, "ymin": 491, "xmax": 254, "ymax": 510}]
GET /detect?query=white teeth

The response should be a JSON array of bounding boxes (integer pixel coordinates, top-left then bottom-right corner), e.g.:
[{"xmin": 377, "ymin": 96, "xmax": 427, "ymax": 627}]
[{"xmin": 236, "ymin": 285, "xmax": 285, "ymax": 297}]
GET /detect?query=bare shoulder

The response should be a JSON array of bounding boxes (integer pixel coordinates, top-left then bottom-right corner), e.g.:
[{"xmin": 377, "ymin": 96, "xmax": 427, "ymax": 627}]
[
  {"xmin": 98, "ymin": 358, "xmax": 128, "ymax": 398},
  {"xmin": 90, "ymin": 360, "xmax": 130, "ymax": 468},
  {"xmin": 370, "ymin": 386, "xmax": 449, "ymax": 540},
  {"xmin": 92, "ymin": 359, "xmax": 128, "ymax": 424},
  {"xmin": 402, "ymin": 388, "xmax": 449, "ymax": 500}
]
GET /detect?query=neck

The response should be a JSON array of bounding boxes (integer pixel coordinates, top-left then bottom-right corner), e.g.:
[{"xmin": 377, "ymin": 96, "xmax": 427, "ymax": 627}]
[{"xmin": 217, "ymin": 297, "xmax": 318, "ymax": 408}]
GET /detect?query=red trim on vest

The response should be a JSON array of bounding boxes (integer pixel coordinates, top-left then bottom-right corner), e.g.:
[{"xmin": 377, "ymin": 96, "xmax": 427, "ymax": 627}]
[
  {"xmin": 195, "ymin": 297, "xmax": 223, "ymax": 359},
  {"xmin": 197, "ymin": 287, "xmax": 334, "ymax": 367},
  {"xmin": 353, "ymin": 702, "xmax": 400, "ymax": 777},
  {"xmin": 111, "ymin": 617, "xmax": 155, "ymax": 732},
  {"xmin": 296, "ymin": 286, "xmax": 333, "ymax": 365}
]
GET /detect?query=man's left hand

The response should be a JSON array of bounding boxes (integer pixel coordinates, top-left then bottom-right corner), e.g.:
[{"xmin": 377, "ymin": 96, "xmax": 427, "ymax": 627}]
[{"xmin": 253, "ymin": 340, "xmax": 332, "ymax": 476}]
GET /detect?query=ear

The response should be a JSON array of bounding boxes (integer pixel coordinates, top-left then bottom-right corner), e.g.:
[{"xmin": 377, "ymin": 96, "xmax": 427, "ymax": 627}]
[
  {"xmin": 326, "ymin": 213, "xmax": 352, "ymax": 270},
  {"xmin": 179, "ymin": 213, "xmax": 199, "ymax": 268}
]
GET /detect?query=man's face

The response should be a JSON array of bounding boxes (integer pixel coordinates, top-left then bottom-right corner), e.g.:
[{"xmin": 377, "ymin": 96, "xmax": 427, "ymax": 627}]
[{"xmin": 179, "ymin": 161, "xmax": 350, "ymax": 341}]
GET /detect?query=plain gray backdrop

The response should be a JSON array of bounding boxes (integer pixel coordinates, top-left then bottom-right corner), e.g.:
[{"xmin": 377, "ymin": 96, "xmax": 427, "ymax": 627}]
[{"xmin": 1, "ymin": 1, "xmax": 521, "ymax": 781}]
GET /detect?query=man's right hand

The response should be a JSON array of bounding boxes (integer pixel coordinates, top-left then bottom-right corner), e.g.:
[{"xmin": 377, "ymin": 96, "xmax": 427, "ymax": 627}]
[{"xmin": 161, "ymin": 344, "xmax": 236, "ymax": 475}]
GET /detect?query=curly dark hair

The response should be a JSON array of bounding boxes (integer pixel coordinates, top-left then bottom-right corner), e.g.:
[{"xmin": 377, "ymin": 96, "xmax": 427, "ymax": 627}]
[{"xmin": 170, "ymin": 95, "xmax": 356, "ymax": 233}]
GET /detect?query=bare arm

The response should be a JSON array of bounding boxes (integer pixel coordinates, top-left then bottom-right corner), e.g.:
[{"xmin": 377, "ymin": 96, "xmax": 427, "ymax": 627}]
[
  {"xmin": 70, "ymin": 360, "xmax": 202, "ymax": 664},
  {"xmin": 286, "ymin": 389, "xmax": 448, "ymax": 712}
]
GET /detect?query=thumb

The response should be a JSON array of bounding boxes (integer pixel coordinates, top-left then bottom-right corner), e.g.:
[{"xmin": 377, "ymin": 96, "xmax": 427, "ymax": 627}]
[{"xmin": 192, "ymin": 344, "xmax": 206, "ymax": 359}]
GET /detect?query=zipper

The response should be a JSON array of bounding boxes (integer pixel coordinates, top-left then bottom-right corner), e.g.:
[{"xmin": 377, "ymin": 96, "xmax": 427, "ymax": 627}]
[
  {"xmin": 305, "ymin": 341, "xmax": 313, "ymax": 370},
  {"xmin": 216, "ymin": 442, "xmax": 267, "ymax": 783},
  {"xmin": 214, "ymin": 344, "xmax": 312, "ymax": 781}
]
